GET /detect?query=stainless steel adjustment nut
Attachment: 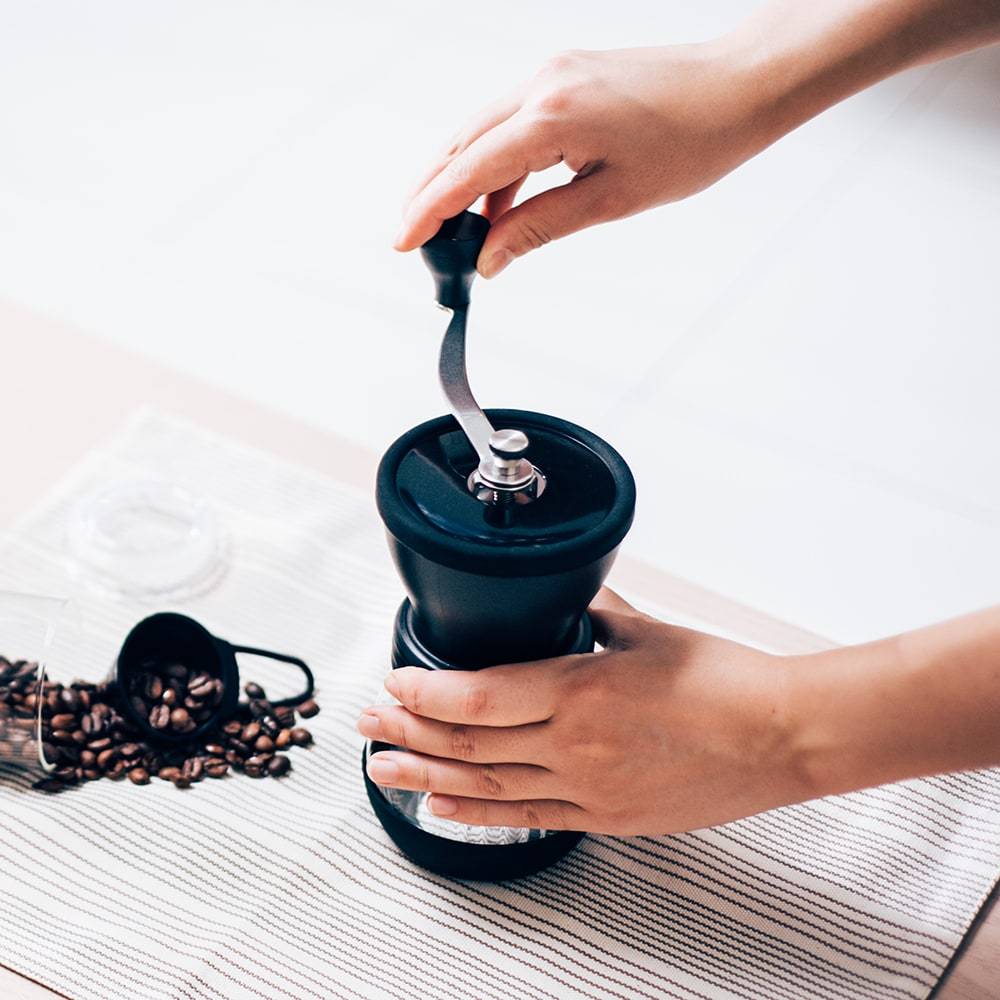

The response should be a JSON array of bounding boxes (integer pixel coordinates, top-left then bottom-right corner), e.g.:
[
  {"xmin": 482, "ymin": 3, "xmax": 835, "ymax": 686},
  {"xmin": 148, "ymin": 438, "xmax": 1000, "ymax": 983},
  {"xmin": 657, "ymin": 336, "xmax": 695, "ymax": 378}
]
[{"xmin": 468, "ymin": 429, "xmax": 546, "ymax": 504}]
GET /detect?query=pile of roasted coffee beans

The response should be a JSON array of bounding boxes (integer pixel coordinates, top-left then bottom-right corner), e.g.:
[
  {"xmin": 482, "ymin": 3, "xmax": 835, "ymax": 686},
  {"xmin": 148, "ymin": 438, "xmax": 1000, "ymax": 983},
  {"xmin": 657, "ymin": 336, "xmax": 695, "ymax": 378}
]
[
  {"xmin": 127, "ymin": 659, "xmax": 226, "ymax": 736},
  {"xmin": 0, "ymin": 654, "xmax": 318, "ymax": 793}
]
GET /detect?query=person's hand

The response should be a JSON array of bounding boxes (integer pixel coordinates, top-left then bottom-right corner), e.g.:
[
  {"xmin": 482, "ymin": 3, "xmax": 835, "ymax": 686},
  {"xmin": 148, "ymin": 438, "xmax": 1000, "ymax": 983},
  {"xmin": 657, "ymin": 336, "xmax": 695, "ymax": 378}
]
[
  {"xmin": 357, "ymin": 588, "xmax": 814, "ymax": 836},
  {"xmin": 394, "ymin": 43, "xmax": 777, "ymax": 278}
]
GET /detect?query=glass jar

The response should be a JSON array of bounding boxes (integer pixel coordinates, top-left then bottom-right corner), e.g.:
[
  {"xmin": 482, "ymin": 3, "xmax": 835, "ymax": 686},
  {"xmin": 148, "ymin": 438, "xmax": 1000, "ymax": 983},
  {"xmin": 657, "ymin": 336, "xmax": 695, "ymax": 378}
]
[{"xmin": 0, "ymin": 591, "xmax": 75, "ymax": 778}]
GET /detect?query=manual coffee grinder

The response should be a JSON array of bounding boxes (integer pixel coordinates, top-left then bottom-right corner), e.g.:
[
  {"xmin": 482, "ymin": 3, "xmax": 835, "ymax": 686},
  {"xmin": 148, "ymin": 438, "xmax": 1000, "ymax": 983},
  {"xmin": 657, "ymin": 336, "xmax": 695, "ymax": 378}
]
[{"xmin": 364, "ymin": 211, "xmax": 636, "ymax": 881}]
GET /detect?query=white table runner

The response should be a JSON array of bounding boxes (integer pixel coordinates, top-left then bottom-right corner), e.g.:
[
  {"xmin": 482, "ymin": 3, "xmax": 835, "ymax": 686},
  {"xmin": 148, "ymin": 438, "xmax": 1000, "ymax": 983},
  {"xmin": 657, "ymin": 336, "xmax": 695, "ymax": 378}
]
[{"xmin": 0, "ymin": 410, "xmax": 996, "ymax": 1000}]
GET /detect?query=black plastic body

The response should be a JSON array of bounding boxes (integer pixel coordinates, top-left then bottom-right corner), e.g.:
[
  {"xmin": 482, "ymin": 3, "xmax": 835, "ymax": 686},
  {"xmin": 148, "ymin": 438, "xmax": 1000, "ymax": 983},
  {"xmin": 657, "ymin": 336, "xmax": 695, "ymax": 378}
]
[
  {"xmin": 113, "ymin": 612, "xmax": 313, "ymax": 745},
  {"xmin": 377, "ymin": 409, "xmax": 635, "ymax": 667},
  {"xmin": 391, "ymin": 540, "xmax": 617, "ymax": 666},
  {"xmin": 368, "ymin": 409, "xmax": 636, "ymax": 880},
  {"xmin": 419, "ymin": 211, "xmax": 490, "ymax": 309}
]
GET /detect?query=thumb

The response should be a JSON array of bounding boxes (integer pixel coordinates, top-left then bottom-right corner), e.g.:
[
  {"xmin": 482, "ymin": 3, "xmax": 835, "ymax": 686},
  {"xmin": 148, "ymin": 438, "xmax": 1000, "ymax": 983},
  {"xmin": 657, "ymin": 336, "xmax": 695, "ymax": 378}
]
[
  {"xmin": 477, "ymin": 169, "xmax": 615, "ymax": 278},
  {"xmin": 587, "ymin": 587, "xmax": 649, "ymax": 650}
]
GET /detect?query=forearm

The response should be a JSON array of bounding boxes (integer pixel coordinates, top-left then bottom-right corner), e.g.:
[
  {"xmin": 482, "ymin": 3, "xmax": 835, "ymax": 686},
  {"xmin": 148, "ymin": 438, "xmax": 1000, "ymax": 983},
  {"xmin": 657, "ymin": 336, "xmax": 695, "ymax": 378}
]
[
  {"xmin": 794, "ymin": 606, "xmax": 1000, "ymax": 797},
  {"xmin": 721, "ymin": 0, "xmax": 1000, "ymax": 147}
]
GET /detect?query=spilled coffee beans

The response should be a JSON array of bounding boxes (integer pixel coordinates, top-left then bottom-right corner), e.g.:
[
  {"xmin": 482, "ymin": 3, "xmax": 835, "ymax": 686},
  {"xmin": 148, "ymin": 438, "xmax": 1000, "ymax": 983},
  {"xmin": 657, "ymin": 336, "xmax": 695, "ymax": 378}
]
[{"xmin": 0, "ymin": 655, "xmax": 318, "ymax": 794}]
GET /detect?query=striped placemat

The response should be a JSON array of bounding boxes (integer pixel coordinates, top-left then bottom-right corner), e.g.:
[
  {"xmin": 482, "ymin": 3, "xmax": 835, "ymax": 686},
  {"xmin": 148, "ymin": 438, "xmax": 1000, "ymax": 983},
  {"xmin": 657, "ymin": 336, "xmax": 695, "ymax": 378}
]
[{"xmin": 0, "ymin": 409, "xmax": 997, "ymax": 1000}]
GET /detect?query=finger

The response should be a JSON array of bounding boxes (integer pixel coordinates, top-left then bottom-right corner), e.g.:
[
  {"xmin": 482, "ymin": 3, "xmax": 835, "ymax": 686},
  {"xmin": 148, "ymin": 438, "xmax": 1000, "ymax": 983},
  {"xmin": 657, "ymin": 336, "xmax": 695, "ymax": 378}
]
[
  {"xmin": 357, "ymin": 704, "xmax": 549, "ymax": 764},
  {"xmin": 425, "ymin": 794, "xmax": 587, "ymax": 831},
  {"xmin": 587, "ymin": 586, "xmax": 649, "ymax": 650},
  {"xmin": 366, "ymin": 750, "xmax": 551, "ymax": 801},
  {"xmin": 403, "ymin": 90, "xmax": 525, "ymax": 210},
  {"xmin": 395, "ymin": 113, "xmax": 562, "ymax": 251},
  {"xmin": 483, "ymin": 174, "xmax": 528, "ymax": 222},
  {"xmin": 478, "ymin": 168, "xmax": 617, "ymax": 278},
  {"xmin": 385, "ymin": 662, "xmax": 565, "ymax": 726}
]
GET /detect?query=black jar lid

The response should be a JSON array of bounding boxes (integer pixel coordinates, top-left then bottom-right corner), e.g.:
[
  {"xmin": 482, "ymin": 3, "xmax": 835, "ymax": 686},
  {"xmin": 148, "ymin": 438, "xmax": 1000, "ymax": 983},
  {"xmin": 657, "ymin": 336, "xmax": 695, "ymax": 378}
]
[{"xmin": 376, "ymin": 409, "xmax": 635, "ymax": 577}]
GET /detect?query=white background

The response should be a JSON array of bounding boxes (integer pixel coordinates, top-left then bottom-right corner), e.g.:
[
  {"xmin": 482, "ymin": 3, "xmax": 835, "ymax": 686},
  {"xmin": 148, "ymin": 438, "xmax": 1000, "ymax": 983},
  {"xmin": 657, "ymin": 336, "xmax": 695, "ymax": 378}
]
[{"xmin": 1, "ymin": 1, "xmax": 997, "ymax": 643}]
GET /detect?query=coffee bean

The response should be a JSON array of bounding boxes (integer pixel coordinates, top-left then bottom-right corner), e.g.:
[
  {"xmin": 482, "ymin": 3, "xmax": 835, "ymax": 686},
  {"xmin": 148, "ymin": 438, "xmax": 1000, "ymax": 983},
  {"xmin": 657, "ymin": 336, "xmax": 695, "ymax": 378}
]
[
  {"xmin": 241, "ymin": 722, "xmax": 261, "ymax": 743},
  {"xmin": 249, "ymin": 699, "xmax": 274, "ymax": 720},
  {"xmin": 227, "ymin": 739, "xmax": 251, "ymax": 758},
  {"xmin": 181, "ymin": 758, "xmax": 204, "ymax": 782},
  {"xmin": 267, "ymin": 755, "xmax": 291, "ymax": 777},
  {"xmin": 80, "ymin": 750, "xmax": 97, "ymax": 768},
  {"xmin": 142, "ymin": 675, "xmax": 163, "ymax": 701},
  {"xmin": 275, "ymin": 729, "xmax": 292, "ymax": 749},
  {"xmin": 169, "ymin": 707, "xmax": 192, "ymax": 730},
  {"xmin": 96, "ymin": 748, "xmax": 118, "ymax": 770},
  {"xmin": 86, "ymin": 737, "xmax": 112, "ymax": 751},
  {"xmin": 163, "ymin": 663, "xmax": 188, "ymax": 681},
  {"xmin": 149, "ymin": 704, "xmax": 170, "ymax": 730},
  {"xmin": 107, "ymin": 761, "xmax": 127, "ymax": 780},
  {"xmin": 33, "ymin": 778, "xmax": 66, "ymax": 793},
  {"xmin": 157, "ymin": 766, "xmax": 181, "ymax": 782},
  {"xmin": 128, "ymin": 767, "xmax": 150, "ymax": 785},
  {"xmin": 243, "ymin": 681, "xmax": 266, "ymax": 700},
  {"xmin": 275, "ymin": 706, "xmax": 295, "ymax": 727},
  {"xmin": 188, "ymin": 676, "xmax": 214, "ymax": 699},
  {"xmin": 161, "ymin": 687, "xmax": 177, "ymax": 707},
  {"xmin": 224, "ymin": 750, "xmax": 243, "ymax": 768},
  {"xmin": 260, "ymin": 716, "xmax": 280, "ymax": 737},
  {"xmin": 203, "ymin": 743, "xmax": 225, "ymax": 756},
  {"xmin": 289, "ymin": 728, "xmax": 312, "ymax": 747},
  {"xmin": 82, "ymin": 768, "xmax": 102, "ymax": 781},
  {"xmin": 204, "ymin": 759, "xmax": 229, "ymax": 778},
  {"xmin": 81, "ymin": 712, "xmax": 100, "ymax": 737},
  {"xmin": 254, "ymin": 735, "xmax": 274, "ymax": 754},
  {"xmin": 297, "ymin": 699, "xmax": 320, "ymax": 719},
  {"xmin": 119, "ymin": 743, "xmax": 141, "ymax": 759},
  {"xmin": 172, "ymin": 775, "xmax": 191, "ymax": 789},
  {"xmin": 50, "ymin": 713, "xmax": 76, "ymax": 730},
  {"xmin": 51, "ymin": 729, "xmax": 76, "ymax": 745},
  {"xmin": 222, "ymin": 720, "xmax": 242, "ymax": 736}
]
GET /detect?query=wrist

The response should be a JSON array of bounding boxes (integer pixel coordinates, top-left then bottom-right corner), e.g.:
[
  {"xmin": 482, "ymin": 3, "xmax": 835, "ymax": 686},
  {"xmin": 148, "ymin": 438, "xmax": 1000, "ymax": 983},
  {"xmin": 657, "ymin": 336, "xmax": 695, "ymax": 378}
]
[
  {"xmin": 699, "ymin": 28, "xmax": 819, "ymax": 159},
  {"xmin": 782, "ymin": 640, "xmax": 909, "ymax": 802}
]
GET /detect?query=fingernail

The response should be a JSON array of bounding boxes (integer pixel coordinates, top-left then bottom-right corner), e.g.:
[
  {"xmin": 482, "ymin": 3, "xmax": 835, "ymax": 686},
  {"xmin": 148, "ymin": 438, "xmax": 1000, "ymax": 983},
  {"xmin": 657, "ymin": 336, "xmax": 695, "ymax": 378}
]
[
  {"xmin": 367, "ymin": 756, "xmax": 400, "ymax": 784},
  {"xmin": 356, "ymin": 713, "xmax": 381, "ymax": 739},
  {"xmin": 480, "ymin": 249, "xmax": 513, "ymax": 279},
  {"xmin": 393, "ymin": 224, "xmax": 408, "ymax": 250},
  {"xmin": 428, "ymin": 795, "xmax": 457, "ymax": 817},
  {"xmin": 384, "ymin": 672, "xmax": 400, "ymax": 699}
]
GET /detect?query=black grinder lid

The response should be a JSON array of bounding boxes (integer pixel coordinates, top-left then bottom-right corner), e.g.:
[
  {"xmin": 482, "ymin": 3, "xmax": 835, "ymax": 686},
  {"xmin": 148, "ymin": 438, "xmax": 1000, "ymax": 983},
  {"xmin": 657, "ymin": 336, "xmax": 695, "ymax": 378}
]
[{"xmin": 376, "ymin": 409, "xmax": 636, "ymax": 577}]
